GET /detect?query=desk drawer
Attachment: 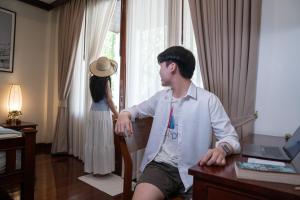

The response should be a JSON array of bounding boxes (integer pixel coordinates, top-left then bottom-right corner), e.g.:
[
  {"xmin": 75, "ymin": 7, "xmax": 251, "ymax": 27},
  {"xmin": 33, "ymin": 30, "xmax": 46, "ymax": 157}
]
[
  {"xmin": 192, "ymin": 179, "xmax": 267, "ymax": 200},
  {"xmin": 207, "ymin": 187, "xmax": 265, "ymax": 200}
]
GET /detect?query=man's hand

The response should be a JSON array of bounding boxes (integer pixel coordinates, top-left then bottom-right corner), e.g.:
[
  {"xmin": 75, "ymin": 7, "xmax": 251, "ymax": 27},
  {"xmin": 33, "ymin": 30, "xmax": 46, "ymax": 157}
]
[
  {"xmin": 114, "ymin": 111, "xmax": 133, "ymax": 137},
  {"xmin": 199, "ymin": 147, "xmax": 226, "ymax": 166}
]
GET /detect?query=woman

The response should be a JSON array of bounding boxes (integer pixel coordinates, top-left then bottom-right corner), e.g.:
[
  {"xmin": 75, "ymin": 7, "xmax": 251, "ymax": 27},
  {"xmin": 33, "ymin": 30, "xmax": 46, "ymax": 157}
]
[{"xmin": 84, "ymin": 57, "xmax": 119, "ymax": 175}]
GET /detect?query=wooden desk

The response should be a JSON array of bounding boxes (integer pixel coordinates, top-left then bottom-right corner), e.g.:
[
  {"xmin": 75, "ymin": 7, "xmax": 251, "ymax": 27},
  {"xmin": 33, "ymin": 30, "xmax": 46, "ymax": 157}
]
[{"xmin": 188, "ymin": 134, "xmax": 300, "ymax": 200}]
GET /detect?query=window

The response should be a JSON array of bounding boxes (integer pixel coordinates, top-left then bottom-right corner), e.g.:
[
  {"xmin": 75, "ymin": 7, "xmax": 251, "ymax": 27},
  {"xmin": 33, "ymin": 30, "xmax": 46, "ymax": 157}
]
[
  {"xmin": 183, "ymin": 0, "xmax": 203, "ymax": 88},
  {"xmin": 101, "ymin": 31, "xmax": 120, "ymax": 109},
  {"xmin": 125, "ymin": 0, "xmax": 203, "ymax": 108}
]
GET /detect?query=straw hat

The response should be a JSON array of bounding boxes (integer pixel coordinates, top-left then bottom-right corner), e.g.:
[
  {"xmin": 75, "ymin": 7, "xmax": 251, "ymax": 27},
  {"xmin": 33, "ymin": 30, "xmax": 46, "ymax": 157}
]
[{"xmin": 89, "ymin": 57, "xmax": 117, "ymax": 77}]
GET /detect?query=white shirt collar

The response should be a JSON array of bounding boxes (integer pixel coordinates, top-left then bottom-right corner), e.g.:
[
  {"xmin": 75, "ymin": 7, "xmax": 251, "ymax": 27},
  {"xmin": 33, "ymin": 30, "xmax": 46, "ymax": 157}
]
[
  {"xmin": 185, "ymin": 82, "xmax": 197, "ymax": 100},
  {"xmin": 165, "ymin": 82, "xmax": 197, "ymax": 100}
]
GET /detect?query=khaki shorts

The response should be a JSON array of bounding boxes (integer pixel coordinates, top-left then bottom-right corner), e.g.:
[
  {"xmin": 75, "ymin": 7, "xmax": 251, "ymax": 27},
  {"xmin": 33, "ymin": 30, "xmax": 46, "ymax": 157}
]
[{"xmin": 136, "ymin": 161, "xmax": 192, "ymax": 200}]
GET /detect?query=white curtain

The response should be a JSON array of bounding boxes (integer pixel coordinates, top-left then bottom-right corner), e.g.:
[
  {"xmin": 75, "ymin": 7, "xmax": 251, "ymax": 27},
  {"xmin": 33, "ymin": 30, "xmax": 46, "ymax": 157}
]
[
  {"xmin": 183, "ymin": 0, "xmax": 203, "ymax": 87},
  {"xmin": 167, "ymin": 0, "xmax": 182, "ymax": 46},
  {"xmin": 127, "ymin": 0, "xmax": 167, "ymax": 107},
  {"xmin": 126, "ymin": 0, "xmax": 171, "ymax": 179},
  {"xmin": 68, "ymin": 24, "xmax": 86, "ymax": 159},
  {"xmin": 126, "ymin": 0, "xmax": 202, "ymax": 178},
  {"xmin": 69, "ymin": 0, "xmax": 117, "ymax": 160}
]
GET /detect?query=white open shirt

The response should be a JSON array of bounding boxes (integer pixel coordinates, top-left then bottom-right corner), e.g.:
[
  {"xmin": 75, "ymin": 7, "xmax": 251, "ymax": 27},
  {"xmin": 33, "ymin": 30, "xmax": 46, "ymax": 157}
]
[{"xmin": 124, "ymin": 82, "xmax": 241, "ymax": 191}]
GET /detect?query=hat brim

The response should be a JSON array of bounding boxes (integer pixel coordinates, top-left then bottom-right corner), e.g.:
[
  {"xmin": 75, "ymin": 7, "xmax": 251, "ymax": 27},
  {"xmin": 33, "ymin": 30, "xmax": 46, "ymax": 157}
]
[{"xmin": 89, "ymin": 59, "xmax": 117, "ymax": 77}]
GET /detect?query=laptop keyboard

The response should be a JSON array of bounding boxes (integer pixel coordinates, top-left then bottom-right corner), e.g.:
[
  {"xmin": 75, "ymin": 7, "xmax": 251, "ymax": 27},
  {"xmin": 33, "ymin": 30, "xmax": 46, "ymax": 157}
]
[{"xmin": 264, "ymin": 147, "xmax": 284, "ymax": 156}]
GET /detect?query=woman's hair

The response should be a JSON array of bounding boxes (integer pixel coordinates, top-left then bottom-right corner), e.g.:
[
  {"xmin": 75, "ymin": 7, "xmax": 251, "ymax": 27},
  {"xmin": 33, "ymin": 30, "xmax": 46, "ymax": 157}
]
[{"xmin": 89, "ymin": 75, "xmax": 111, "ymax": 103}]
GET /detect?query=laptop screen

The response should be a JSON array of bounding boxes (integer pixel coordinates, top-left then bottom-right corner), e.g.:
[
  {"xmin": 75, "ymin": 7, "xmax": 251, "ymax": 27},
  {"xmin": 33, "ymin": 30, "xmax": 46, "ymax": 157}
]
[{"xmin": 283, "ymin": 126, "xmax": 300, "ymax": 159}]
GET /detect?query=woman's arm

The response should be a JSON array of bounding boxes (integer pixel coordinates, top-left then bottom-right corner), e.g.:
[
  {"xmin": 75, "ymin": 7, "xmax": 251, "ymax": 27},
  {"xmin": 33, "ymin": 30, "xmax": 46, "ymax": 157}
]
[{"xmin": 106, "ymin": 81, "xmax": 119, "ymax": 118}]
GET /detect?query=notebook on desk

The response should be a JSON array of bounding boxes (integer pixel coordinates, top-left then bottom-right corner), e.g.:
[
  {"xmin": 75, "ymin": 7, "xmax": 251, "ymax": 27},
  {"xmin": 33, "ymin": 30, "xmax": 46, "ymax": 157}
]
[{"xmin": 242, "ymin": 126, "xmax": 300, "ymax": 162}]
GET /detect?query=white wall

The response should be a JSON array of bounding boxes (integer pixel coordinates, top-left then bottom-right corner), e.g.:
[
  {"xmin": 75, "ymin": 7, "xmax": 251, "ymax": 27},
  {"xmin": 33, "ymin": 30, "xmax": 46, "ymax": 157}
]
[
  {"xmin": 255, "ymin": 0, "xmax": 300, "ymax": 136},
  {"xmin": 0, "ymin": 0, "xmax": 58, "ymax": 143}
]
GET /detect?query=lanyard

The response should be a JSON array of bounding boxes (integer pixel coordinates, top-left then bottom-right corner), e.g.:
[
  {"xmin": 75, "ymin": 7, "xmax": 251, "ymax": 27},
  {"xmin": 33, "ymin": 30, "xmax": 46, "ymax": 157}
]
[{"xmin": 167, "ymin": 106, "xmax": 174, "ymax": 129}]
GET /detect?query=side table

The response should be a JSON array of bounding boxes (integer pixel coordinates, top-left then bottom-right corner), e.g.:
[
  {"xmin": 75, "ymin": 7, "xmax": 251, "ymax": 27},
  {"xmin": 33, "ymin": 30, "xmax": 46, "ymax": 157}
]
[{"xmin": 0, "ymin": 121, "xmax": 38, "ymax": 131}]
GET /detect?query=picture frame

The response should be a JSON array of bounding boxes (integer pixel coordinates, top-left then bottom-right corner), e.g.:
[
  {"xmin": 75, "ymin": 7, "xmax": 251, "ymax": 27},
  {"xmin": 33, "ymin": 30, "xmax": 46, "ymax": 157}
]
[{"xmin": 0, "ymin": 7, "xmax": 16, "ymax": 73}]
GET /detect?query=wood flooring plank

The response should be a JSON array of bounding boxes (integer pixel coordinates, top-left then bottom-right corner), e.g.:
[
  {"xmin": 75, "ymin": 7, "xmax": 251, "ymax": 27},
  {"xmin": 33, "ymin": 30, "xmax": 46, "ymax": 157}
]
[{"xmin": 8, "ymin": 154, "xmax": 122, "ymax": 200}]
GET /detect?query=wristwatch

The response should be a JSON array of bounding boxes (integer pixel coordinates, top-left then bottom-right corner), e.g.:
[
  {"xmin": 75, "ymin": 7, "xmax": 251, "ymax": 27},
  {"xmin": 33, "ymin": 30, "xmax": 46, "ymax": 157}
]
[{"xmin": 218, "ymin": 143, "xmax": 232, "ymax": 156}]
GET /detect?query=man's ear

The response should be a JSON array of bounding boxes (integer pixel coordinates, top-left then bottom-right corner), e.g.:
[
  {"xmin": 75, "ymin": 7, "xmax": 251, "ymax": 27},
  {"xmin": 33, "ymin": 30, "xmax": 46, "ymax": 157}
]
[{"xmin": 169, "ymin": 62, "xmax": 177, "ymax": 73}]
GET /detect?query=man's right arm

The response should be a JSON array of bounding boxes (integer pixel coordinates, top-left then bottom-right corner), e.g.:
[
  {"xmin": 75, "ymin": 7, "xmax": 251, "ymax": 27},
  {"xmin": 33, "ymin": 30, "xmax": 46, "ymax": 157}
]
[
  {"xmin": 124, "ymin": 91, "xmax": 161, "ymax": 121},
  {"xmin": 115, "ymin": 111, "xmax": 133, "ymax": 136},
  {"xmin": 114, "ymin": 91, "xmax": 162, "ymax": 136}
]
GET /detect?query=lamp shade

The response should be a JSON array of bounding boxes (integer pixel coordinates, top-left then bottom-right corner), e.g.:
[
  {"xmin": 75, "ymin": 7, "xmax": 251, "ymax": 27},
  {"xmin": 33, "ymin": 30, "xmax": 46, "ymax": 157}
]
[{"xmin": 8, "ymin": 84, "xmax": 22, "ymax": 112}]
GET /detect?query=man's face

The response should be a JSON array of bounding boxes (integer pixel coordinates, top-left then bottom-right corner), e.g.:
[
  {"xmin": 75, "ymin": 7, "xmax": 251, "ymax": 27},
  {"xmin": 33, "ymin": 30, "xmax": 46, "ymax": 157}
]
[{"xmin": 159, "ymin": 61, "xmax": 174, "ymax": 86}]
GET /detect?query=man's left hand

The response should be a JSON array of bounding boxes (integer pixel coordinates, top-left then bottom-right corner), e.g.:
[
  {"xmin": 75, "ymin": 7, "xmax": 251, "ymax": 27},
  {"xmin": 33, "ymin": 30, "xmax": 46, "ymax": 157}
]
[{"xmin": 199, "ymin": 147, "xmax": 226, "ymax": 166}]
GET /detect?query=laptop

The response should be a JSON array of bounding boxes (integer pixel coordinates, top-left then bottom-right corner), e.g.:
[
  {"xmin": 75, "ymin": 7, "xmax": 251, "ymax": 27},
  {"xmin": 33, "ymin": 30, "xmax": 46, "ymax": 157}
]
[{"xmin": 242, "ymin": 126, "xmax": 300, "ymax": 162}]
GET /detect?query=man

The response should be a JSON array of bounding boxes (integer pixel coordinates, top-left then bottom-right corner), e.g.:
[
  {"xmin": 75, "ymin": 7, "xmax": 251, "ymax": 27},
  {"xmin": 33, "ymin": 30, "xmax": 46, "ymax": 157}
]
[{"xmin": 115, "ymin": 46, "xmax": 240, "ymax": 200}]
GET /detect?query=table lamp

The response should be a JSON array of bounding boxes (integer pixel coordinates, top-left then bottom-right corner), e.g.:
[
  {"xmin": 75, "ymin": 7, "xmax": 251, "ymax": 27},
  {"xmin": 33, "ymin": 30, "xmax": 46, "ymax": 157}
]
[{"xmin": 6, "ymin": 84, "xmax": 22, "ymax": 124}]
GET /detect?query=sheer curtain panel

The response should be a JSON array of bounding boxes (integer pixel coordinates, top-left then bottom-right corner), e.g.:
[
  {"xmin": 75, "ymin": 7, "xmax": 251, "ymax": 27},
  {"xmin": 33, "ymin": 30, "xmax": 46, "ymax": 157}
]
[{"xmin": 68, "ymin": 0, "xmax": 117, "ymax": 159}]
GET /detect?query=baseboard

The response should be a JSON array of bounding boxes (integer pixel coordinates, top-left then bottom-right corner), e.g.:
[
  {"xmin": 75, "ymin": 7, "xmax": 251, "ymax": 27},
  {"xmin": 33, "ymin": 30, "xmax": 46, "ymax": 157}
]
[{"xmin": 36, "ymin": 143, "xmax": 52, "ymax": 154}]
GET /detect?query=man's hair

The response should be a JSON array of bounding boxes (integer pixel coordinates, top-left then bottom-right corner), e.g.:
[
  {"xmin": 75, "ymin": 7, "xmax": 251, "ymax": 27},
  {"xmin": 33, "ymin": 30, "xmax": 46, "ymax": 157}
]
[{"xmin": 157, "ymin": 46, "xmax": 195, "ymax": 79}]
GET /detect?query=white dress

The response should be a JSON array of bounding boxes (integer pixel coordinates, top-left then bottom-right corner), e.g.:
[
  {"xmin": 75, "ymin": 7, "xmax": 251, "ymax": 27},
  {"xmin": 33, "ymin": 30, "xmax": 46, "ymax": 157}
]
[{"xmin": 84, "ymin": 98, "xmax": 115, "ymax": 174}]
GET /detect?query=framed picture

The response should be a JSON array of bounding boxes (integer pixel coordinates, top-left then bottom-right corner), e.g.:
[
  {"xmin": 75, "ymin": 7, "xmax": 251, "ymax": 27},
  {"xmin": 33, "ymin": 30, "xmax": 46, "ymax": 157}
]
[{"xmin": 0, "ymin": 7, "xmax": 16, "ymax": 73}]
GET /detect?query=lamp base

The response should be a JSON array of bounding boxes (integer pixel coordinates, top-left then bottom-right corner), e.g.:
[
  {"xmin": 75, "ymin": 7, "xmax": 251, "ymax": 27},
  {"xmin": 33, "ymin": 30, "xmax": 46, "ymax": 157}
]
[{"xmin": 6, "ymin": 119, "xmax": 21, "ymax": 125}]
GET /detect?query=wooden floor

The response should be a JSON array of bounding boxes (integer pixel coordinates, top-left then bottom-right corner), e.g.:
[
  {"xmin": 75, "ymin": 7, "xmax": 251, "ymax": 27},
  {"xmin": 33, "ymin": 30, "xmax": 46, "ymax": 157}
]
[{"xmin": 12, "ymin": 154, "xmax": 122, "ymax": 200}]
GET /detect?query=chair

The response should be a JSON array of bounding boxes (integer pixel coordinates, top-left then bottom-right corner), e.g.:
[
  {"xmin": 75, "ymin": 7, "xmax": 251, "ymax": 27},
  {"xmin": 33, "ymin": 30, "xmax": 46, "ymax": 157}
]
[{"xmin": 114, "ymin": 117, "xmax": 183, "ymax": 200}]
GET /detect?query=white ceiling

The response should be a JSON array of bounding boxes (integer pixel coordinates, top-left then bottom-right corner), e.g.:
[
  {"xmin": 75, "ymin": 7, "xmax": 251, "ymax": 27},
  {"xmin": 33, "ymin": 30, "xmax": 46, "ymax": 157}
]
[{"xmin": 38, "ymin": 0, "xmax": 56, "ymax": 4}]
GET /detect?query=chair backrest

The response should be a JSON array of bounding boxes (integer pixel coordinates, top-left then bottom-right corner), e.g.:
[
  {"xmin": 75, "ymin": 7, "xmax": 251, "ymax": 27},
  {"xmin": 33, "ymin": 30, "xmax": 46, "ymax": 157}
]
[
  {"xmin": 114, "ymin": 117, "xmax": 183, "ymax": 200},
  {"xmin": 114, "ymin": 117, "xmax": 153, "ymax": 200},
  {"xmin": 125, "ymin": 117, "xmax": 153, "ymax": 153}
]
